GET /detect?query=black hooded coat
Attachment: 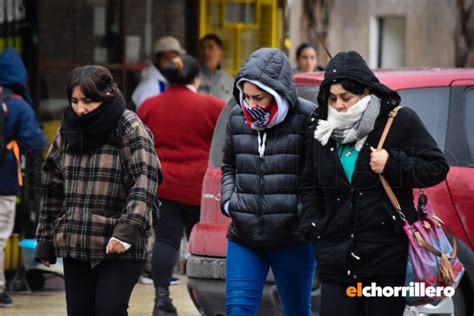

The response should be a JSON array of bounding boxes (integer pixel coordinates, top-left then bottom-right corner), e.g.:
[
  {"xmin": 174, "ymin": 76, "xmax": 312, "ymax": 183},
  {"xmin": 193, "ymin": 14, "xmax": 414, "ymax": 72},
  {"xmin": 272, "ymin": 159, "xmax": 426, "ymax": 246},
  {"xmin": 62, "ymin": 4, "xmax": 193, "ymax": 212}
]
[
  {"xmin": 221, "ymin": 48, "xmax": 316, "ymax": 249},
  {"xmin": 299, "ymin": 51, "xmax": 449, "ymax": 284}
]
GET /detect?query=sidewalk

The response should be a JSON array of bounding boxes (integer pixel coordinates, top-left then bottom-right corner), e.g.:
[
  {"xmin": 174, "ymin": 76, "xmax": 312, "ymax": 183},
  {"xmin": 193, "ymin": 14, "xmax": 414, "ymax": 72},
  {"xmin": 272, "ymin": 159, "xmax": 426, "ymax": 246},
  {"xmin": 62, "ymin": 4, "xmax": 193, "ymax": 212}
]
[{"xmin": 2, "ymin": 274, "xmax": 200, "ymax": 316}]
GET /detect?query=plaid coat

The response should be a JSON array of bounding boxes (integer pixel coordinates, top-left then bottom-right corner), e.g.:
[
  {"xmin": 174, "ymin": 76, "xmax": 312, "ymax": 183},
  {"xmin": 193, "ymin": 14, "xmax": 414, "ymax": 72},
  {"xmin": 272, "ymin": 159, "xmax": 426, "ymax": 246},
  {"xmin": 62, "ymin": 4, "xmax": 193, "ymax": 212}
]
[{"xmin": 35, "ymin": 110, "xmax": 161, "ymax": 262}]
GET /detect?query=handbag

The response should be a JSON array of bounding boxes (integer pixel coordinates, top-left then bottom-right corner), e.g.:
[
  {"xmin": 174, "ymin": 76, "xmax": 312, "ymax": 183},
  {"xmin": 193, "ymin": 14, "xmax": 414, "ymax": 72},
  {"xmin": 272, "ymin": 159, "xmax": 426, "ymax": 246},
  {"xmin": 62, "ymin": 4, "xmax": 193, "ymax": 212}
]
[{"xmin": 376, "ymin": 106, "xmax": 465, "ymax": 306}]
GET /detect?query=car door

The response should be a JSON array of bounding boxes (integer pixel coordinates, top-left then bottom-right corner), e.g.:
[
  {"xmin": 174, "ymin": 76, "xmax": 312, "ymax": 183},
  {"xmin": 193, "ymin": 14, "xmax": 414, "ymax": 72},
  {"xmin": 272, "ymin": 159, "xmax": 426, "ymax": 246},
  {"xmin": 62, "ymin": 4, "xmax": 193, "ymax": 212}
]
[
  {"xmin": 444, "ymin": 80, "xmax": 474, "ymax": 251},
  {"xmin": 396, "ymin": 86, "xmax": 463, "ymax": 239}
]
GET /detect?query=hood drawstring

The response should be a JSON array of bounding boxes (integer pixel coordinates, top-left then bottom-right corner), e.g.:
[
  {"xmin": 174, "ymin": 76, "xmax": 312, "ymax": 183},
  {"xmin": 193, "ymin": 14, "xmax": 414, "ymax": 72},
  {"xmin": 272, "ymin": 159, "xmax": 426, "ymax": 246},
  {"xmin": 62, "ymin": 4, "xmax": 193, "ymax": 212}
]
[{"xmin": 258, "ymin": 131, "xmax": 267, "ymax": 159}]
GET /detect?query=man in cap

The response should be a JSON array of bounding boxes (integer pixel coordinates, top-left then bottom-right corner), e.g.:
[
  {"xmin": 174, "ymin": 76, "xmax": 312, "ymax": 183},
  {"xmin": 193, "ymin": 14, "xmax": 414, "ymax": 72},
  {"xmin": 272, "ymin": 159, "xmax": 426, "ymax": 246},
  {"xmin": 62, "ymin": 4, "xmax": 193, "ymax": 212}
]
[
  {"xmin": 132, "ymin": 36, "xmax": 185, "ymax": 109},
  {"xmin": 198, "ymin": 34, "xmax": 234, "ymax": 103}
]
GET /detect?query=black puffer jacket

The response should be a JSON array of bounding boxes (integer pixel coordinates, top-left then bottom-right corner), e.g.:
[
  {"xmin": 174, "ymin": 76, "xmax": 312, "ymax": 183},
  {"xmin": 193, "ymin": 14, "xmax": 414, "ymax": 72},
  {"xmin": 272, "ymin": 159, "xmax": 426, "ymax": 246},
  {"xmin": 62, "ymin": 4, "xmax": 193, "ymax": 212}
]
[
  {"xmin": 300, "ymin": 51, "xmax": 449, "ymax": 284},
  {"xmin": 221, "ymin": 48, "xmax": 316, "ymax": 249}
]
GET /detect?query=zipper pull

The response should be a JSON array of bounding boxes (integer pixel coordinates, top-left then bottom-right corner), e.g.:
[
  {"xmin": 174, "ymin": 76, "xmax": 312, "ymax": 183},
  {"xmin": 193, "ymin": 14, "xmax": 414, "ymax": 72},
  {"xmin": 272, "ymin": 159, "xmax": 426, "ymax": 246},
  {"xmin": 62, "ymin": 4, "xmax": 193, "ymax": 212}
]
[
  {"xmin": 258, "ymin": 131, "xmax": 266, "ymax": 159},
  {"xmin": 351, "ymin": 252, "xmax": 361, "ymax": 260}
]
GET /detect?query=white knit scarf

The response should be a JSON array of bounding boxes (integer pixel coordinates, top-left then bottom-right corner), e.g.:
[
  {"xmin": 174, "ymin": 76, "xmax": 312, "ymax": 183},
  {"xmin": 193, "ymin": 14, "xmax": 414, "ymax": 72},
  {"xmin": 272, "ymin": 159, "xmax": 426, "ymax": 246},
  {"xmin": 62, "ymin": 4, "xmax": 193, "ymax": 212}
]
[{"xmin": 314, "ymin": 95, "xmax": 380, "ymax": 151}]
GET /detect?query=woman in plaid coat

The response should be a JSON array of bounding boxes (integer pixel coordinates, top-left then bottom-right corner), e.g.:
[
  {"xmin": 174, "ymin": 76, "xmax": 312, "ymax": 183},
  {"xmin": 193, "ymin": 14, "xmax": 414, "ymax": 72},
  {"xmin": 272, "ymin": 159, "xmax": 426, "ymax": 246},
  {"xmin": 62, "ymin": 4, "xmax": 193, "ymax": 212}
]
[{"xmin": 35, "ymin": 65, "xmax": 161, "ymax": 316}]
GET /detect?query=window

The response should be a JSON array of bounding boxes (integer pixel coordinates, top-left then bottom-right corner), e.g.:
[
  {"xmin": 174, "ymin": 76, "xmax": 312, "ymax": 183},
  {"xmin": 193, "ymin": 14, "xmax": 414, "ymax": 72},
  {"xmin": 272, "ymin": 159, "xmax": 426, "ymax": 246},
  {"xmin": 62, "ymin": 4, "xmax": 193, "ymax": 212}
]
[
  {"xmin": 465, "ymin": 88, "xmax": 474, "ymax": 165},
  {"xmin": 39, "ymin": 0, "xmax": 150, "ymax": 123},
  {"xmin": 224, "ymin": 2, "xmax": 257, "ymax": 25},
  {"xmin": 209, "ymin": 101, "xmax": 235, "ymax": 167},
  {"xmin": 370, "ymin": 16, "xmax": 406, "ymax": 68},
  {"xmin": 398, "ymin": 87, "xmax": 449, "ymax": 150},
  {"xmin": 0, "ymin": 0, "xmax": 37, "ymax": 108},
  {"xmin": 201, "ymin": 0, "xmax": 279, "ymax": 75},
  {"xmin": 296, "ymin": 85, "xmax": 320, "ymax": 107}
]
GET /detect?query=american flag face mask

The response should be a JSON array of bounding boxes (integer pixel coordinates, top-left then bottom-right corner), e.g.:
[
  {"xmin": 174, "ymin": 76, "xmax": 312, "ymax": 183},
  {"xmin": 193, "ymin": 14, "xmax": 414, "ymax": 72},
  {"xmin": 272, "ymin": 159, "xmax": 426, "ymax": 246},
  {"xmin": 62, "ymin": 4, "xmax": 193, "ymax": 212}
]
[{"xmin": 242, "ymin": 99, "xmax": 276, "ymax": 128}]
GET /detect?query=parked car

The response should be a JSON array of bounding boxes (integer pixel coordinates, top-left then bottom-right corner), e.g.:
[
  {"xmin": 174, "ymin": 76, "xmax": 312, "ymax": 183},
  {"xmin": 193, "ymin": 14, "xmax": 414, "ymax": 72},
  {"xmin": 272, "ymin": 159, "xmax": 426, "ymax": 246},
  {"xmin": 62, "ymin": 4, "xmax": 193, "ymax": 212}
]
[{"xmin": 186, "ymin": 69, "xmax": 474, "ymax": 316}]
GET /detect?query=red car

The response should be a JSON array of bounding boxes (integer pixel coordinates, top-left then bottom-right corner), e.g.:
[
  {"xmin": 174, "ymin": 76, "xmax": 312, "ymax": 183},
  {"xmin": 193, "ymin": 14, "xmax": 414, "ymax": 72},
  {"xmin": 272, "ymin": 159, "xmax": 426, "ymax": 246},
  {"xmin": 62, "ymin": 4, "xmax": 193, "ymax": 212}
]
[{"xmin": 186, "ymin": 69, "xmax": 474, "ymax": 316}]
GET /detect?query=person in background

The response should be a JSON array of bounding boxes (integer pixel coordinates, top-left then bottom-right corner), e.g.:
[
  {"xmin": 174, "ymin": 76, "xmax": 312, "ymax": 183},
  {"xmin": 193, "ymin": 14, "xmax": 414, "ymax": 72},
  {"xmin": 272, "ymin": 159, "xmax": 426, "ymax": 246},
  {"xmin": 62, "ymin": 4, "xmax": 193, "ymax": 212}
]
[
  {"xmin": 198, "ymin": 33, "xmax": 234, "ymax": 103},
  {"xmin": 35, "ymin": 65, "xmax": 161, "ymax": 316},
  {"xmin": 294, "ymin": 43, "xmax": 324, "ymax": 73},
  {"xmin": 221, "ymin": 48, "xmax": 316, "ymax": 316},
  {"xmin": 133, "ymin": 35, "xmax": 185, "ymax": 285},
  {"xmin": 0, "ymin": 47, "xmax": 47, "ymax": 308},
  {"xmin": 299, "ymin": 51, "xmax": 449, "ymax": 316},
  {"xmin": 132, "ymin": 36, "xmax": 185, "ymax": 110},
  {"xmin": 138, "ymin": 54, "xmax": 224, "ymax": 316}
]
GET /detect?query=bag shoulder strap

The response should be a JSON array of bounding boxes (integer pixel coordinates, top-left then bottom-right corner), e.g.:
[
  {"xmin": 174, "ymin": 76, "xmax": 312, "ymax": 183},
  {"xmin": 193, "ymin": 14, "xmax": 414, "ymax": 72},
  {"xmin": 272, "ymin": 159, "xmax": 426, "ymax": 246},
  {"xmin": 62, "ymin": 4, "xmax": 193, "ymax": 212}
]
[
  {"xmin": 377, "ymin": 106, "xmax": 405, "ymax": 219},
  {"xmin": 378, "ymin": 107, "xmax": 459, "ymax": 259},
  {"xmin": 376, "ymin": 106, "xmax": 403, "ymax": 150}
]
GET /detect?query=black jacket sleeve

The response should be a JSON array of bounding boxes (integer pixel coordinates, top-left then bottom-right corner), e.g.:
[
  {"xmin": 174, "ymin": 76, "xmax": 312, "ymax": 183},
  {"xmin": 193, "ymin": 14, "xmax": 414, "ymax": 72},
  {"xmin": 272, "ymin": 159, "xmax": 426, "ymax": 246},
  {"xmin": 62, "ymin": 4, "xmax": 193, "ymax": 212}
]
[
  {"xmin": 299, "ymin": 112, "xmax": 325, "ymax": 240},
  {"xmin": 220, "ymin": 116, "xmax": 236, "ymax": 217},
  {"xmin": 382, "ymin": 107, "xmax": 449, "ymax": 188}
]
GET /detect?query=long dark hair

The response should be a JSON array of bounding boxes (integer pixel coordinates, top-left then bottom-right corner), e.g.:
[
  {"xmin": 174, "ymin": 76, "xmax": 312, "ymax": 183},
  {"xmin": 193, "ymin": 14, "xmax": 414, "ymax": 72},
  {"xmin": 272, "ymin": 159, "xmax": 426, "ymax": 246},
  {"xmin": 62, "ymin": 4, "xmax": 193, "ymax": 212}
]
[
  {"xmin": 161, "ymin": 54, "xmax": 199, "ymax": 85},
  {"xmin": 66, "ymin": 65, "xmax": 118, "ymax": 103}
]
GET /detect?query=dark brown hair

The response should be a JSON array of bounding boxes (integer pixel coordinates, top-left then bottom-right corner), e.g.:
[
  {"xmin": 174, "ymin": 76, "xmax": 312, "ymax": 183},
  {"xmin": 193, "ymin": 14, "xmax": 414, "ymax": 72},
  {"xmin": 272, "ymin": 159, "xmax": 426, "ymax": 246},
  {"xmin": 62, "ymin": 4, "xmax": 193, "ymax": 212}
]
[
  {"xmin": 336, "ymin": 79, "xmax": 366, "ymax": 96},
  {"xmin": 66, "ymin": 65, "xmax": 118, "ymax": 102},
  {"xmin": 199, "ymin": 33, "xmax": 223, "ymax": 48},
  {"xmin": 296, "ymin": 43, "xmax": 317, "ymax": 60},
  {"xmin": 160, "ymin": 54, "xmax": 199, "ymax": 85}
]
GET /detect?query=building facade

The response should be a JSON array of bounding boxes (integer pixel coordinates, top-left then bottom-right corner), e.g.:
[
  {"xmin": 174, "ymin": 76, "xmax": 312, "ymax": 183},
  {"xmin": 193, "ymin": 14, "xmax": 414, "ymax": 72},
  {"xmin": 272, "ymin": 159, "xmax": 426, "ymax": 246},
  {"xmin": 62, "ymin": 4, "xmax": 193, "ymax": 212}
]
[{"xmin": 290, "ymin": 0, "xmax": 458, "ymax": 69}]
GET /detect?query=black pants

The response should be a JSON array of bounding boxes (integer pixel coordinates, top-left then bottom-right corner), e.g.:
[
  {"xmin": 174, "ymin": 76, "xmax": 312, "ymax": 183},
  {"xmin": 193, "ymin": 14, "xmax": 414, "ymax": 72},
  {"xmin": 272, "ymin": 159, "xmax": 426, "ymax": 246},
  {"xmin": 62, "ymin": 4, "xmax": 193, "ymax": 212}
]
[
  {"xmin": 152, "ymin": 199, "xmax": 200, "ymax": 287},
  {"xmin": 63, "ymin": 257, "xmax": 145, "ymax": 316},
  {"xmin": 320, "ymin": 276, "xmax": 406, "ymax": 316}
]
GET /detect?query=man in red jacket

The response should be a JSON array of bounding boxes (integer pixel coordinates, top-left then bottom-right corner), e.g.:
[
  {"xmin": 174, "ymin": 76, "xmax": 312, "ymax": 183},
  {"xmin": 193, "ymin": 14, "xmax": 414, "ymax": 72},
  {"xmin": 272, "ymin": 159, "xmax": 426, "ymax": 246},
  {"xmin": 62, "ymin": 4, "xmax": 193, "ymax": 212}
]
[{"xmin": 138, "ymin": 54, "xmax": 224, "ymax": 316}]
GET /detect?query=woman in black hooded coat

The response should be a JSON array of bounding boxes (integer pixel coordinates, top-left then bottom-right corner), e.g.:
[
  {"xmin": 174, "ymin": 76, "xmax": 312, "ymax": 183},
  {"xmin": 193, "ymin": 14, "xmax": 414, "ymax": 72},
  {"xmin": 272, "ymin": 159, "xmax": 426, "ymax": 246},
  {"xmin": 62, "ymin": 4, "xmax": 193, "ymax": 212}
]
[
  {"xmin": 221, "ymin": 48, "xmax": 317, "ymax": 316},
  {"xmin": 299, "ymin": 51, "xmax": 449, "ymax": 316}
]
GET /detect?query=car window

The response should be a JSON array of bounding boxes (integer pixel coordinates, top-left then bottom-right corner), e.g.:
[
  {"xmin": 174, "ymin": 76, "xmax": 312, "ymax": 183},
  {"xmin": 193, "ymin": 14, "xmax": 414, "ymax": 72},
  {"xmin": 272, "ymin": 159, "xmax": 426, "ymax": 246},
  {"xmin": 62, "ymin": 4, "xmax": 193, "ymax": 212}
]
[
  {"xmin": 397, "ymin": 87, "xmax": 449, "ymax": 150},
  {"xmin": 210, "ymin": 100, "xmax": 235, "ymax": 167},
  {"xmin": 296, "ymin": 85, "xmax": 320, "ymax": 106},
  {"xmin": 465, "ymin": 88, "xmax": 474, "ymax": 166}
]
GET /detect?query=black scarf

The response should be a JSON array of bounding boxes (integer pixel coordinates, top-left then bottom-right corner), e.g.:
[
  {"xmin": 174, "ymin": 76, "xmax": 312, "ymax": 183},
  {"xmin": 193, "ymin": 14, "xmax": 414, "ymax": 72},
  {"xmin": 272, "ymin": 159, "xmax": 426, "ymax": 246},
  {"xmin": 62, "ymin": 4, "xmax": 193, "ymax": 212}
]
[{"xmin": 60, "ymin": 93, "xmax": 126, "ymax": 154}]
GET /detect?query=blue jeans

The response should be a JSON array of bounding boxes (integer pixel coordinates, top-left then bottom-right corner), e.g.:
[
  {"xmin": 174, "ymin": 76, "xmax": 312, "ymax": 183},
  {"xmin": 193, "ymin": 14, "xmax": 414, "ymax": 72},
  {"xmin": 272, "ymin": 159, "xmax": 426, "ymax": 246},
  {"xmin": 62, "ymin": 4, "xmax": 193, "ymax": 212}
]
[{"xmin": 226, "ymin": 240, "xmax": 316, "ymax": 316}]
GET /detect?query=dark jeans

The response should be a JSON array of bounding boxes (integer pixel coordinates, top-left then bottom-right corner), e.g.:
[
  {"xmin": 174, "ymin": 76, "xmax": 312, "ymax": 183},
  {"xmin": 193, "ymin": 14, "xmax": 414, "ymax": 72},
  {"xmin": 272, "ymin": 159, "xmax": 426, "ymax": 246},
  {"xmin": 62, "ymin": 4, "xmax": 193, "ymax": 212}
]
[
  {"xmin": 63, "ymin": 257, "xmax": 145, "ymax": 316},
  {"xmin": 152, "ymin": 199, "xmax": 200, "ymax": 287},
  {"xmin": 320, "ymin": 276, "xmax": 406, "ymax": 316}
]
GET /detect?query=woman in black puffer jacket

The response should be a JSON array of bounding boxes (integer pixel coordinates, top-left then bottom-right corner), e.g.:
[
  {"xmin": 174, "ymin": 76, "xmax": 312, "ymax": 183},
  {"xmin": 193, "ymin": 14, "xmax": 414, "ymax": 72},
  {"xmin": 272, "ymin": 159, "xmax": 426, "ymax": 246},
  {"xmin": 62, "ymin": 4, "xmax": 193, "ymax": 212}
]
[
  {"xmin": 221, "ymin": 48, "xmax": 316, "ymax": 316},
  {"xmin": 299, "ymin": 51, "xmax": 449, "ymax": 316}
]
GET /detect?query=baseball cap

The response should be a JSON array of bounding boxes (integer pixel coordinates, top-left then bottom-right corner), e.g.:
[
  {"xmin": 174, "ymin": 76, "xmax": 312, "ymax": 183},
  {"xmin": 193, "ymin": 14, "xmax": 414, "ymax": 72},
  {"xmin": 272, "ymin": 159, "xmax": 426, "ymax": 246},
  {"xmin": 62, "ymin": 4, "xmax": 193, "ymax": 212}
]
[{"xmin": 153, "ymin": 36, "xmax": 186, "ymax": 54}]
